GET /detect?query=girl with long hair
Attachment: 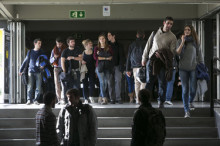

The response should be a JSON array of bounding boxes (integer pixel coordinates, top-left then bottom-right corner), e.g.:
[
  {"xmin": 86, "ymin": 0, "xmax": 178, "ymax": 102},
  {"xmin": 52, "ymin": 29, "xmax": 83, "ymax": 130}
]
[
  {"xmin": 93, "ymin": 34, "xmax": 115, "ymax": 105},
  {"xmin": 176, "ymin": 25, "xmax": 204, "ymax": 118}
]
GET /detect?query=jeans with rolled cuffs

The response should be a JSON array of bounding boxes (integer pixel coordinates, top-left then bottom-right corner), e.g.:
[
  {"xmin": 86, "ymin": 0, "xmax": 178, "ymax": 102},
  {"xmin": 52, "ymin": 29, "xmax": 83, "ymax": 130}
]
[
  {"xmin": 126, "ymin": 73, "xmax": 134, "ymax": 93},
  {"xmin": 95, "ymin": 67, "xmax": 115, "ymax": 101},
  {"xmin": 179, "ymin": 69, "xmax": 197, "ymax": 112}
]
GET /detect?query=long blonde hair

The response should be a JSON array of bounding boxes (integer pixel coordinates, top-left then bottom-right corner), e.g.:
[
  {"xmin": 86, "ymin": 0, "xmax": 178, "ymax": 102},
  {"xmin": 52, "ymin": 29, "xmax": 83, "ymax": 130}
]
[
  {"xmin": 184, "ymin": 25, "xmax": 199, "ymax": 46},
  {"xmin": 97, "ymin": 34, "xmax": 109, "ymax": 52}
]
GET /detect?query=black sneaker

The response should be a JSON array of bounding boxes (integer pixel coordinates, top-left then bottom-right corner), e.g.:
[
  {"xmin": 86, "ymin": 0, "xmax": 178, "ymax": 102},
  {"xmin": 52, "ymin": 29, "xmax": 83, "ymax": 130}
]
[
  {"xmin": 116, "ymin": 100, "xmax": 123, "ymax": 104},
  {"xmin": 158, "ymin": 101, "xmax": 164, "ymax": 108},
  {"xmin": 110, "ymin": 100, "xmax": 115, "ymax": 104}
]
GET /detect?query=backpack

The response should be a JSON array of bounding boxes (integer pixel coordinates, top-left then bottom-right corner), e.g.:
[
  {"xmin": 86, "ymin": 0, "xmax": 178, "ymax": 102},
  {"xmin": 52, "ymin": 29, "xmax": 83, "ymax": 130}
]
[
  {"xmin": 141, "ymin": 107, "xmax": 166, "ymax": 146},
  {"xmin": 130, "ymin": 40, "xmax": 146, "ymax": 67}
]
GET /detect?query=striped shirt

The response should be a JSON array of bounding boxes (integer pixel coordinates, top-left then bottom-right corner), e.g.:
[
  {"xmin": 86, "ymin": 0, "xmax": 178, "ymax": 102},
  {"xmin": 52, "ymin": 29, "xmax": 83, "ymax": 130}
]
[{"xmin": 36, "ymin": 105, "xmax": 59, "ymax": 146}]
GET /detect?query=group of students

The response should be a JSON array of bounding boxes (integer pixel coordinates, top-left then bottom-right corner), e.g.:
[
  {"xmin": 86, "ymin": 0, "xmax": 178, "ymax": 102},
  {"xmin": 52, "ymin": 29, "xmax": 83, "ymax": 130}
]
[
  {"xmin": 19, "ymin": 32, "xmax": 125, "ymax": 106},
  {"xmin": 20, "ymin": 15, "xmax": 204, "ymax": 118},
  {"xmin": 36, "ymin": 88, "xmax": 165, "ymax": 146},
  {"xmin": 126, "ymin": 16, "xmax": 204, "ymax": 118},
  {"xmin": 54, "ymin": 32, "xmax": 125, "ymax": 105}
]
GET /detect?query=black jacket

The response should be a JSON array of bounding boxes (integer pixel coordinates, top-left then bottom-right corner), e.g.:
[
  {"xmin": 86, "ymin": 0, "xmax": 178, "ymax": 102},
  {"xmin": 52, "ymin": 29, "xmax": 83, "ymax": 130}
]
[
  {"xmin": 97, "ymin": 49, "xmax": 114, "ymax": 73},
  {"xmin": 131, "ymin": 104, "xmax": 166, "ymax": 146},
  {"xmin": 126, "ymin": 38, "xmax": 147, "ymax": 71},
  {"xmin": 109, "ymin": 41, "xmax": 125, "ymax": 69}
]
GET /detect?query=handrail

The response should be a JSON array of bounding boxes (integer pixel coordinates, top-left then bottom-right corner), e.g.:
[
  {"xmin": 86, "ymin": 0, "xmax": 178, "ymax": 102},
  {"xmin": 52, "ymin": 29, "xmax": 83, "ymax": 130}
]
[{"xmin": 210, "ymin": 57, "xmax": 220, "ymax": 116}]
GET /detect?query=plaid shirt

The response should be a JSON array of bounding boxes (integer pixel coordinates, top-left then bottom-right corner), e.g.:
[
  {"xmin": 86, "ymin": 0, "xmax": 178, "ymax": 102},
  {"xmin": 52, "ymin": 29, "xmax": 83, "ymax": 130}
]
[{"xmin": 36, "ymin": 105, "xmax": 59, "ymax": 146}]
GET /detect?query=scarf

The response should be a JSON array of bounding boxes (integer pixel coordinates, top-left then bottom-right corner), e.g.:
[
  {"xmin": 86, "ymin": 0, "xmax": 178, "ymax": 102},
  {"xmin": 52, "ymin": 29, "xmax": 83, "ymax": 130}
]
[
  {"xmin": 180, "ymin": 36, "xmax": 197, "ymax": 57},
  {"xmin": 53, "ymin": 44, "xmax": 66, "ymax": 66}
]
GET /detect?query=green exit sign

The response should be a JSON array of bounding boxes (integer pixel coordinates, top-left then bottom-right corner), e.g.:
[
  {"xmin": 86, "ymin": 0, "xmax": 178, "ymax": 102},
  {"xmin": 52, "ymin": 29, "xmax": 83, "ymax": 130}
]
[{"xmin": 70, "ymin": 10, "xmax": 85, "ymax": 18}]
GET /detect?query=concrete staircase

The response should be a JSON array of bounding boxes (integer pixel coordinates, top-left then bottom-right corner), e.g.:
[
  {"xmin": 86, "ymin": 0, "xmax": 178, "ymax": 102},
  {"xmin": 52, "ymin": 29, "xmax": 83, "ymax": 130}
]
[{"xmin": 0, "ymin": 105, "xmax": 220, "ymax": 146}]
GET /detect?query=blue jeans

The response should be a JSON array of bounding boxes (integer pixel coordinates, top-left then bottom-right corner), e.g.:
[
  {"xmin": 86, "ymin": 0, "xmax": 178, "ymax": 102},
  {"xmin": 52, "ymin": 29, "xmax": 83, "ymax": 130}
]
[
  {"xmin": 145, "ymin": 60, "xmax": 166, "ymax": 102},
  {"xmin": 61, "ymin": 71, "xmax": 80, "ymax": 103},
  {"xmin": 96, "ymin": 67, "xmax": 104, "ymax": 97},
  {"xmin": 126, "ymin": 74, "xmax": 134, "ymax": 93},
  {"xmin": 96, "ymin": 67, "xmax": 115, "ymax": 101},
  {"xmin": 82, "ymin": 70, "xmax": 95, "ymax": 100},
  {"xmin": 179, "ymin": 69, "xmax": 197, "ymax": 112},
  {"xmin": 27, "ymin": 72, "xmax": 42, "ymax": 102},
  {"xmin": 166, "ymin": 69, "xmax": 176, "ymax": 101}
]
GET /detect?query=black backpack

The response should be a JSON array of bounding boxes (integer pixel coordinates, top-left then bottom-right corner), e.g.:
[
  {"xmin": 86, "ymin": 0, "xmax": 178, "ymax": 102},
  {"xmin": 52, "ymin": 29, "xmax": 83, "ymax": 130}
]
[{"xmin": 140, "ymin": 107, "xmax": 166, "ymax": 146}]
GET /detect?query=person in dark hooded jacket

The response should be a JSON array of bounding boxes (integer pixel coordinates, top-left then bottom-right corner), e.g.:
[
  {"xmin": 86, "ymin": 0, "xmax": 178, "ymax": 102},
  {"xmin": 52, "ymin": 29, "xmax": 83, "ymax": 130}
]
[
  {"xmin": 131, "ymin": 89, "xmax": 166, "ymax": 146},
  {"xmin": 108, "ymin": 31, "xmax": 125, "ymax": 104},
  {"xmin": 126, "ymin": 30, "xmax": 147, "ymax": 104}
]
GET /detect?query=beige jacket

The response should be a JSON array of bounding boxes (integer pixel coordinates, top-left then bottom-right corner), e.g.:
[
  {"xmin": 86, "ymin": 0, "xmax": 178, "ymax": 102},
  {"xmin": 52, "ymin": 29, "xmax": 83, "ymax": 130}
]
[
  {"xmin": 80, "ymin": 63, "xmax": 88, "ymax": 82},
  {"xmin": 142, "ymin": 27, "xmax": 177, "ymax": 63}
]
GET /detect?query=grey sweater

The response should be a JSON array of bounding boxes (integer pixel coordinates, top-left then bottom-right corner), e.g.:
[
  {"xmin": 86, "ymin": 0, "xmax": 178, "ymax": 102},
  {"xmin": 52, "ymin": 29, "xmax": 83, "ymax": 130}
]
[
  {"xmin": 142, "ymin": 27, "xmax": 177, "ymax": 62},
  {"xmin": 177, "ymin": 39, "xmax": 204, "ymax": 71}
]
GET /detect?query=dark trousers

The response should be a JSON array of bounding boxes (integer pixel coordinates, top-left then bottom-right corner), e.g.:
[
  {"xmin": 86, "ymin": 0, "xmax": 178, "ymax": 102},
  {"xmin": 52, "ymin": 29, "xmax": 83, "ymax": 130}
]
[
  {"xmin": 145, "ymin": 60, "xmax": 167, "ymax": 102},
  {"xmin": 82, "ymin": 71, "xmax": 95, "ymax": 100},
  {"xmin": 61, "ymin": 71, "xmax": 80, "ymax": 103}
]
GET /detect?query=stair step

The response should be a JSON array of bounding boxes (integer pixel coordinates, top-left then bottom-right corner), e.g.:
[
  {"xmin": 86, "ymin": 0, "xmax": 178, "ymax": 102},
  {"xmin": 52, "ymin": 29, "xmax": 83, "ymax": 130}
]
[
  {"xmin": 0, "ymin": 127, "xmax": 218, "ymax": 139},
  {"xmin": 97, "ymin": 127, "xmax": 218, "ymax": 138},
  {"xmin": 0, "ymin": 117, "xmax": 215, "ymax": 128},
  {"xmin": 0, "ymin": 138, "xmax": 220, "ymax": 146},
  {"xmin": 0, "ymin": 104, "xmax": 218, "ymax": 146},
  {"xmin": 98, "ymin": 117, "xmax": 215, "ymax": 127},
  {"xmin": 0, "ymin": 108, "xmax": 211, "ymax": 118},
  {"xmin": 97, "ymin": 138, "xmax": 220, "ymax": 146}
]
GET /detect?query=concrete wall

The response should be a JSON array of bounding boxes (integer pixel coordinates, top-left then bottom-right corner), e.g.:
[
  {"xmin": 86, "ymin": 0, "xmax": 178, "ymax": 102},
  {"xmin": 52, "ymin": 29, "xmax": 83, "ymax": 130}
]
[
  {"xmin": 24, "ymin": 20, "xmax": 188, "ymax": 31},
  {"xmin": 15, "ymin": 4, "xmax": 198, "ymax": 20},
  {"xmin": 198, "ymin": 4, "xmax": 220, "ymax": 18}
]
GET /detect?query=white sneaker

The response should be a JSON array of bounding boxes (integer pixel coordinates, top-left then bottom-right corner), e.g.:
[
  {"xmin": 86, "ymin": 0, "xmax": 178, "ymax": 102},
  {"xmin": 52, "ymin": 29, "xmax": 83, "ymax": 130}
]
[
  {"xmin": 60, "ymin": 100, "xmax": 66, "ymax": 105},
  {"xmin": 184, "ymin": 112, "xmax": 190, "ymax": 118},
  {"xmin": 26, "ymin": 100, "xmax": 31, "ymax": 105},
  {"xmin": 164, "ymin": 101, "xmax": 173, "ymax": 105},
  {"xmin": 189, "ymin": 103, "xmax": 195, "ymax": 110},
  {"xmin": 136, "ymin": 98, "xmax": 139, "ymax": 104},
  {"xmin": 89, "ymin": 97, "xmax": 95, "ymax": 104},
  {"xmin": 34, "ymin": 101, "xmax": 40, "ymax": 105},
  {"xmin": 83, "ymin": 99, "xmax": 89, "ymax": 104}
]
